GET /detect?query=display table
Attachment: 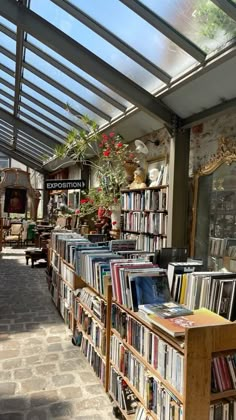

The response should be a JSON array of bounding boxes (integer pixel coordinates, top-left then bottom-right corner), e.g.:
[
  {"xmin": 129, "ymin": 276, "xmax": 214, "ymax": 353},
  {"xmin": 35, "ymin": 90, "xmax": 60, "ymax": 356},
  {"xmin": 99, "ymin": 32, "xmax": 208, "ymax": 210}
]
[{"xmin": 25, "ymin": 248, "xmax": 47, "ymax": 268}]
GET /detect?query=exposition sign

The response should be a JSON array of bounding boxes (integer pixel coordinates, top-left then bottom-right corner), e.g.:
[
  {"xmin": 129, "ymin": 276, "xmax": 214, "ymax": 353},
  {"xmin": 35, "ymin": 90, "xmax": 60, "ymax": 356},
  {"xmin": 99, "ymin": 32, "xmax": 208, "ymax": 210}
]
[{"xmin": 45, "ymin": 179, "xmax": 86, "ymax": 190}]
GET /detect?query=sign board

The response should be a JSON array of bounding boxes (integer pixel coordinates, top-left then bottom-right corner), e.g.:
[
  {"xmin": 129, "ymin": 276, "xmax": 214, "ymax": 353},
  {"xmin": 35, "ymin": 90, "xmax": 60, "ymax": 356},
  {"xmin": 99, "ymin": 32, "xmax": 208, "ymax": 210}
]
[{"xmin": 45, "ymin": 179, "xmax": 86, "ymax": 190}]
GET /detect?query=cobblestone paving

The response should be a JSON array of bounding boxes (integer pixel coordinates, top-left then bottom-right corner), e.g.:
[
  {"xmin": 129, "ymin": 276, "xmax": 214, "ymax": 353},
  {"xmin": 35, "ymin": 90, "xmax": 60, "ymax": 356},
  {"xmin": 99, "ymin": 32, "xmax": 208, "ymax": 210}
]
[{"xmin": 0, "ymin": 248, "xmax": 115, "ymax": 420}]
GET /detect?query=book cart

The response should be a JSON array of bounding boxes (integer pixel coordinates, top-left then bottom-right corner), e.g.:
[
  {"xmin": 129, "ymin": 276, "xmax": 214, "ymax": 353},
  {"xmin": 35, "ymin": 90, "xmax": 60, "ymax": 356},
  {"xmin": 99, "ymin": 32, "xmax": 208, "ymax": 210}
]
[{"xmin": 120, "ymin": 185, "xmax": 168, "ymax": 253}]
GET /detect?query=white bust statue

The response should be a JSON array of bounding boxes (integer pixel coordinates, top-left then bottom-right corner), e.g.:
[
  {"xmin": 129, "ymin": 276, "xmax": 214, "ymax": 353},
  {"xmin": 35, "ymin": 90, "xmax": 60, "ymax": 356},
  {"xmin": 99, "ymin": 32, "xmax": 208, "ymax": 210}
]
[{"xmin": 149, "ymin": 168, "xmax": 160, "ymax": 187}]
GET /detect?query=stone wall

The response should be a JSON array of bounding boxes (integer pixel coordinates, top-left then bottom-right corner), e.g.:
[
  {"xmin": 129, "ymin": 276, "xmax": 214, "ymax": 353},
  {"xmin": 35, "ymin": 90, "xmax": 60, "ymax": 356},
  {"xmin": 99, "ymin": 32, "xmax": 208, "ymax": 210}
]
[{"xmin": 189, "ymin": 110, "xmax": 236, "ymax": 176}]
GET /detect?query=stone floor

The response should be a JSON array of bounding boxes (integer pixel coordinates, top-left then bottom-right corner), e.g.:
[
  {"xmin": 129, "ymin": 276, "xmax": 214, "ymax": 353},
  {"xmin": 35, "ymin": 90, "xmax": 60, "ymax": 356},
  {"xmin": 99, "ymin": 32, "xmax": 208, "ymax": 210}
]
[{"xmin": 0, "ymin": 247, "xmax": 115, "ymax": 420}]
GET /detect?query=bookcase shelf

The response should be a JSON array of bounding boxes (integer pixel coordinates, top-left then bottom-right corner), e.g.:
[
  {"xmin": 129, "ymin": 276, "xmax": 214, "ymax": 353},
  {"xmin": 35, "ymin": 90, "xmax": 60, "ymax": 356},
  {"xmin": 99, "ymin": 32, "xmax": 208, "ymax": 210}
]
[
  {"xmin": 47, "ymin": 233, "xmax": 236, "ymax": 419},
  {"xmin": 111, "ymin": 327, "xmax": 183, "ymax": 403}
]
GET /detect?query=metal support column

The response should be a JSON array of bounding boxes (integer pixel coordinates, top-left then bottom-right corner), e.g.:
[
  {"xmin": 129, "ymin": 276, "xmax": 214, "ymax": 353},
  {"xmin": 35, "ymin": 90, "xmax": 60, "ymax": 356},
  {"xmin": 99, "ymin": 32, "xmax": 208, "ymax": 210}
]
[{"xmin": 167, "ymin": 119, "xmax": 190, "ymax": 248}]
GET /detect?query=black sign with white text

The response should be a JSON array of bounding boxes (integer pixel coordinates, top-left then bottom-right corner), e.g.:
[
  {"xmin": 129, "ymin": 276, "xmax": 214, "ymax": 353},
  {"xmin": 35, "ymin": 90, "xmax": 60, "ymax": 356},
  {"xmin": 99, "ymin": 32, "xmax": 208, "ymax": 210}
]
[{"xmin": 45, "ymin": 179, "xmax": 86, "ymax": 190}]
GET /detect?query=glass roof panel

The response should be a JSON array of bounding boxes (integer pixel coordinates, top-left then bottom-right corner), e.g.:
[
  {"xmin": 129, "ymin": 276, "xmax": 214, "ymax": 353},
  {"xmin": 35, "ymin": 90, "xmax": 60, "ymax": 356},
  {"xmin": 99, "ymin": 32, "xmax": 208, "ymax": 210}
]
[
  {"xmin": 20, "ymin": 115, "xmax": 63, "ymax": 143},
  {"xmin": 27, "ymin": 35, "xmax": 132, "ymax": 108},
  {"xmin": 0, "ymin": 32, "xmax": 16, "ymax": 54},
  {"xmin": 23, "ymin": 68, "xmax": 108, "ymax": 126},
  {"xmin": 24, "ymin": 49, "xmax": 122, "ymax": 118},
  {"xmin": 1, "ymin": 73, "xmax": 15, "ymax": 86},
  {"xmin": 19, "ymin": 107, "xmax": 67, "ymax": 137},
  {"xmin": 17, "ymin": 131, "xmax": 55, "ymax": 154},
  {"xmin": 1, "ymin": 96, "xmax": 14, "ymax": 108},
  {"xmin": 0, "ymin": 16, "xmax": 16, "ymax": 32},
  {"xmin": 20, "ymin": 97, "xmax": 71, "ymax": 132},
  {"xmin": 140, "ymin": 0, "xmax": 236, "ymax": 54},
  {"xmin": 0, "ymin": 53, "xmax": 15, "ymax": 72},
  {"xmin": 21, "ymin": 84, "xmax": 81, "ymax": 126},
  {"xmin": 30, "ymin": 0, "xmax": 169, "ymax": 92},
  {"xmin": 1, "ymin": 83, "xmax": 14, "ymax": 97},
  {"xmin": 15, "ymin": 143, "xmax": 42, "ymax": 161}
]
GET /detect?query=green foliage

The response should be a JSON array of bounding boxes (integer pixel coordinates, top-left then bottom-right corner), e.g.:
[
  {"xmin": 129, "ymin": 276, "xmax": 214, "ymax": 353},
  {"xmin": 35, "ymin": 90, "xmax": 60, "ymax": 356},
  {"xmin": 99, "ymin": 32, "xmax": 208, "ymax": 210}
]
[
  {"xmin": 194, "ymin": 0, "xmax": 236, "ymax": 40},
  {"xmin": 54, "ymin": 115, "xmax": 138, "ymax": 218}
]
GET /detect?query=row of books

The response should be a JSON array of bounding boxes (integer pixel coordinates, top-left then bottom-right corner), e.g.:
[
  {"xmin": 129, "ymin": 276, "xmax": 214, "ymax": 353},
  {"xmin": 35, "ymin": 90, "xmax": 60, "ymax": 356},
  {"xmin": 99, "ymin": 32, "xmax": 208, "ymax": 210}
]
[
  {"xmin": 121, "ymin": 233, "xmax": 167, "ymax": 252},
  {"xmin": 76, "ymin": 306, "xmax": 106, "ymax": 355},
  {"xmin": 79, "ymin": 334, "xmax": 106, "ymax": 387},
  {"xmin": 209, "ymin": 236, "xmax": 236, "ymax": 258},
  {"xmin": 210, "ymin": 398, "xmax": 236, "ymax": 420},
  {"xmin": 110, "ymin": 333, "xmax": 184, "ymax": 394},
  {"xmin": 76, "ymin": 287, "xmax": 107, "ymax": 325},
  {"xmin": 121, "ymin": 188, "xmax": 168, "ymax": 212},
  {"xmin": 51, "ymin": 231, "xmax": 82, "ymax": 258},
  {"xmin": 109, "ymin": 365, "xmax": 138, "ymax": 415},
  {"xmin": 212, "ymin": 353, "xmax": 236, "ymax": 393},
  {"xmin": 168, "ymin": 263, "xmax": 236, "ymax": 320},
  {"xmin": 122, "ymin": 211, "xmax": 168, "ymax": 235},
  {"xmin": 59, "ymin": 280, "xmax": 73, "ymax": 309},
  {"xmin": 111, "ymin": 259, "xmax": 170, "ymax": 310},
  {"xmin": 79, "ymin": 250, "xmax": 120, "ymax": 295}
]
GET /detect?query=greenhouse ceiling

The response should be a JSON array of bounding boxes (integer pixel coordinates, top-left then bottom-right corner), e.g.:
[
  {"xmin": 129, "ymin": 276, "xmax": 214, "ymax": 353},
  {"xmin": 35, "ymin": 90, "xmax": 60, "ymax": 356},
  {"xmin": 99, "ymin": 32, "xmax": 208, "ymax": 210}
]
[{"xmin": 0, "ymin": 0, "xmax": 236, "ymax": 172}]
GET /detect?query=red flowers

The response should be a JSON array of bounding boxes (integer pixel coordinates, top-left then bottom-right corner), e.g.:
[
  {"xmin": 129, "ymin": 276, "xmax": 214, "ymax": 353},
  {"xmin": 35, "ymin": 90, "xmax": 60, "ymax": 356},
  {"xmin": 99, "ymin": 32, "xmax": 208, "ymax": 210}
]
[
  {"xmin": 116, "ymin": 142, "xmax": 123, "ymax": 148},
  {"xmin": 112, "ymin": 221, "xmax": 117, "ymax": 225},
  {"xmin": 103, "ymin": 149, "xmax": 110, "ymax": 157},
  {"xmin": 80, "ymin": 198, "xmax": 89, "ymax": 204},
  {"xmin": 75, "ymin": 209, "xmax": 80, "ymax": 214}
]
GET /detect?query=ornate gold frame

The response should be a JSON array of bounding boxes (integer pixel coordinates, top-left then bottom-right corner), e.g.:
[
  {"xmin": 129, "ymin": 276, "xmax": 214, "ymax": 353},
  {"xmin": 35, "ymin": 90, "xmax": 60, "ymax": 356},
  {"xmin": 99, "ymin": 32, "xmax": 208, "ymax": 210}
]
[{"xmin": 190, "ymin": 137, "xmax": 236, "ymax": 256}]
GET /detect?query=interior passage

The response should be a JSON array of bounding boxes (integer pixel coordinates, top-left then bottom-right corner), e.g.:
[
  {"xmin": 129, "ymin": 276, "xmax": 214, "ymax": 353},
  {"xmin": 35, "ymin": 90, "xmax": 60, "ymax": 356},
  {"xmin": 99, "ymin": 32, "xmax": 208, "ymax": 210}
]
[{"xmin": 0, "ymin": 248, "xmax": 115, "ymax": 420}]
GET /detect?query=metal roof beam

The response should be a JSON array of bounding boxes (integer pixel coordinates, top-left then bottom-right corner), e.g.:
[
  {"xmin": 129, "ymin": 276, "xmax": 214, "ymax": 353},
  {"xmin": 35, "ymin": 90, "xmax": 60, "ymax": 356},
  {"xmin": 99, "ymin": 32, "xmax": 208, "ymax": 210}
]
[
  {"xmin": 17, "ymin": 130, "xmax": 54, "ymax": 153},
  {"xmin": 211, "ymin": 0, "xmax": 236, "ymax": 22},
  {"xmin": 181, "ymin": 97, "xmax": 236, "ymax": 128},
  {"xmin": 1, "ymin": 78, "xmax": 72, "ymax": 132},
  {"xmin": 18, "ymin": 111, "xmax": 65, "ymax": 141},
  {"xmin": 51, "ymin": 0, "xmax": 171, "ymax": 84},
  {"xmin": 13, "ymin": 0, "xmax": 27, "ymax": 150},
  {"xmin": 119, "ymin": 0, "xmax": 206, "ymax": 63},
  {"xmin": 16, "ymin": 141, "xmax": 44, "ymax": 161},
  {"xmin": 0, "ymin": 139, "xmax": 44, "ymax": 172},
  {"xmin": 17, "ymin": 134, "xmax": 54, "ymax": 156},
  {"xmin": 24, "ymin": 41, "xmax": 127, "ymax": 112},
  {"xmin": 0, "ymin": 45, "xmax": 111, "ymax": 122},
  {"xmin": 0, "ymin": 108, "xmax": 62, "ymax": 148},
  {"xmin": 0, "ymin": 22, "xmax": 126, "ymax": 112},
  {"xmin": 0, "ymin": 0, "xmax": 173, "ymax": 125}
]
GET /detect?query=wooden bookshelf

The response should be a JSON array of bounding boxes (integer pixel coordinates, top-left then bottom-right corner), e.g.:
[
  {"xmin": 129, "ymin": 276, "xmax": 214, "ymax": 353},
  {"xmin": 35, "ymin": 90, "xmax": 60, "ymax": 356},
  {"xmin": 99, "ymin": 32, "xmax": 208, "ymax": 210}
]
[{"xmin": 47, "ymin": 233, "xmax": 236, "ymax": 419}]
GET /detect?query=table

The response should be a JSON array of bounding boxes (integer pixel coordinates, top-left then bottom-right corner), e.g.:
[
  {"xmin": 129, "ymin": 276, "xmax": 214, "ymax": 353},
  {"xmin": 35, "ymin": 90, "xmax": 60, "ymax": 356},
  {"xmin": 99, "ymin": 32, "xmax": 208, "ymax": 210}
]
[{"xmin": 25, "ymin": 248, "xmax": 47, "ymax": 268}]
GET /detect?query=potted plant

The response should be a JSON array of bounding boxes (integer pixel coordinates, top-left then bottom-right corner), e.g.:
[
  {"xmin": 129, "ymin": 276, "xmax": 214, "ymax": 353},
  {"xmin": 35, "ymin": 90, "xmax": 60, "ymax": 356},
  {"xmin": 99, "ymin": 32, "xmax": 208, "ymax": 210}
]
[{"xmin": 54, "ymin": 116, "xmax": 139, "ymax": 228}]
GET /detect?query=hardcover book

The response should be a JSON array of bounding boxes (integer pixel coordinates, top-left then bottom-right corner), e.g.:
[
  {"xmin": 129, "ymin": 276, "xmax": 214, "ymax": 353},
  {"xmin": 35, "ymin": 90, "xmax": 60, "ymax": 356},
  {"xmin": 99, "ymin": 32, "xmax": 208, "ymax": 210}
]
[
  {"xmin": 129, "ymin": 272, "xmax": 171, "ymax": 311},
  {"xmin": 148, "ymin": 308, "xmax": 230, "ymax": 337}
]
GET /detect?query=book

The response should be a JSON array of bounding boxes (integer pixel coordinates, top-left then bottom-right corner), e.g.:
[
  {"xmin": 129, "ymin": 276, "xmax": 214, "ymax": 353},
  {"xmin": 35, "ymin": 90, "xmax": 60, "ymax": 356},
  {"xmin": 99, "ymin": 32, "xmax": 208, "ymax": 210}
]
[
  {"xmin": 148, "ymin": 308, "xmax": 231, "ymax": 337},
  {"xmin": 138, "ymin": 302, "xmax": 193, "ymax": 318},
  {"xmin": 129, "ymin": 272, "xmax": 171, "ymax": 311}
]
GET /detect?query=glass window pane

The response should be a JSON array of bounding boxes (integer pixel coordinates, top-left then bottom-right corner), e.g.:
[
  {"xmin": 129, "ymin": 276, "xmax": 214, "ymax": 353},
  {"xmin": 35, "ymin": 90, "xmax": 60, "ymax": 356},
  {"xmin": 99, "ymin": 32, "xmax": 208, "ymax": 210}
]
[
  {"xmin": 21, "ymin": 84, "xmax": 80, "ymax": 127},
  {"xmin": 20, "ymin": 97, "xmax": 71, "ymax": 132},
  {"xmin": 0, "ymin": 16, "xmax": 16, "ymax": 32},
  {"xmin": 24, "ymin": 49, "xmax": 121, "ymax": 118},
  {"xmin": 1, "ymin": 83, "xmax": 15, "ymax": 97},
  {"xmin": 16, "ymin": 141, "xmax": 43, "ymax": 160},
  {"xmin": 19, "ymin": 107, "xmax": 67, "ymax": 137},
  {"xmin": 30, "ymin": 0, "xmax": 169, "ymax": 91},
  {"xmin": 27, "ymin": 35, "xmax": 132, "ymax": 108},
  {"xmin": 23, "ymin": 68, "xmax": 108, "ymax": 126},
  {"xmin": 139, "ymin": 0, "xmax": 236, "ymax": 54},
  {"xmin": 1, "ymin": 53, "xmax": 15, "ymax": 72},
  {"xmin": 1, "ymin": 73, "xmax": 15, "ymax": 86},
  {"xmin": 20, "ymin": 115, "xmax": 64, "ymax": 143},
  {"xmin": 18, "ymin": 133, "xmax": 54, "ymax": 155},
  {"xmin": 0, "ymin": 32, "xmax": 16, "ymax": 54}
]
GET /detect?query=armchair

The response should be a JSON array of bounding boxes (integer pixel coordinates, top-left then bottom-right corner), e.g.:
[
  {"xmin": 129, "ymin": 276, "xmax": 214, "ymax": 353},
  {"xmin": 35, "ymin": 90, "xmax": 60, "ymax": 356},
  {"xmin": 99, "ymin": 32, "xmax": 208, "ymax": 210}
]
[{"xmin": 4, "ymin": 223, "xmax": 23, "ymax": 246}]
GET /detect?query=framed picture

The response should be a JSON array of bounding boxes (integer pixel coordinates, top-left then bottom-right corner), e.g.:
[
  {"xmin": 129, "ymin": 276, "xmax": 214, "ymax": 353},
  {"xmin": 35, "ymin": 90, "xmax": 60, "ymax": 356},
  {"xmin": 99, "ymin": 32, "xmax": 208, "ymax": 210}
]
[
  {"xmin": 4, "ymin": 188, "xmax": 27, "ymax": 214},
  {"xmin": 147, "ymin": 156, "xmax": 168, "ymax": 186}
]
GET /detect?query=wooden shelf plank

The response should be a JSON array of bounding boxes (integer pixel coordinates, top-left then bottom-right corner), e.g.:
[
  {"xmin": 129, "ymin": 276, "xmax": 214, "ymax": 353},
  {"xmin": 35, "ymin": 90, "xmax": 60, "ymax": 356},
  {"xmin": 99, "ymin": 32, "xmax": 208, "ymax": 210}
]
[{"xmin": 211, "ymin": 389, "xmax": 236, "ymax": 401}]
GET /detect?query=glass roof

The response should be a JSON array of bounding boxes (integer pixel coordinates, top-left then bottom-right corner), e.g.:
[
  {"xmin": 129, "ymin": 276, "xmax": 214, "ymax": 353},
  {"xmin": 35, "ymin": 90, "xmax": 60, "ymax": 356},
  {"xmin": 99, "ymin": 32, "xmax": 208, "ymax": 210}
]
[{"xmin": 0, "ymin": 0, "xmax": 235, "ymax": 169}]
